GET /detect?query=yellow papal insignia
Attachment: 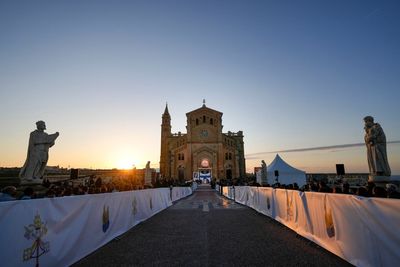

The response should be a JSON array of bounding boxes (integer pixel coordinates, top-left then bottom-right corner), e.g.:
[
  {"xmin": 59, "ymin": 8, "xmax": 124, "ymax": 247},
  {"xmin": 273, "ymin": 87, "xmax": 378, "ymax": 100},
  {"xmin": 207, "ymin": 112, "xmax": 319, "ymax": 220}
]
[
  {"xmin": 149, "ymin": 196, "xmax": 153, "ymax": 210},
  {"xmin": 102, "ymin": 205, "xmax": 110, "ymax": 233},
  {"xmin": 324, "ymin": 196, "xmax": 335, "ymax": 238},
  {"xmin": 132, "ymin": 197, "xmax": 137, "ymax": 216},
  {"xmin": 286, "ymin": 192, "xmax": 293, "ymax": 221},
  {"xmin": 23, "ymin": 213, "xmax": 50, "ymax": 266}
]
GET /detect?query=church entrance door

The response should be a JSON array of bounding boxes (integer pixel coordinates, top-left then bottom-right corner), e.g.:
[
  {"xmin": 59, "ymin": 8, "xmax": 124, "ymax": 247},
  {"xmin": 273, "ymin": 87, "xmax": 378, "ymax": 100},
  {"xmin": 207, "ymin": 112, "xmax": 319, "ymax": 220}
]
[
  {"xmin": 226, "ymin": 169, "xmax": 232, "ymax": 180},
  {"xmin": 178, "ymin": 168, "xmax": 185, "ymax": 182},
  {"xmin": 198, "ymin": 168, "xmax": 211, "ymax": 183}
]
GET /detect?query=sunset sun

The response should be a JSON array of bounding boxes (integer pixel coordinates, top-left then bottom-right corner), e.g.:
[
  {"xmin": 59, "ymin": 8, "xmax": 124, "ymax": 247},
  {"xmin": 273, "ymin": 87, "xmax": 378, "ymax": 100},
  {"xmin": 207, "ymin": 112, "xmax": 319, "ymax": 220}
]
[{"xmin": 116, "ymin": 159, "xmax": 136, "ymax": 170}]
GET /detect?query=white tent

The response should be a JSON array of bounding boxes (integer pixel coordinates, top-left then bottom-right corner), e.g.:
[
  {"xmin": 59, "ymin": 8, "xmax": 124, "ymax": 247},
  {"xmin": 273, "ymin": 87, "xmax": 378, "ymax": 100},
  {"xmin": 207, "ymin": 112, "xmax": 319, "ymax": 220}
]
[{"xmin": 267, "ymin": 154, "xmax": 306, "ymax": 187}]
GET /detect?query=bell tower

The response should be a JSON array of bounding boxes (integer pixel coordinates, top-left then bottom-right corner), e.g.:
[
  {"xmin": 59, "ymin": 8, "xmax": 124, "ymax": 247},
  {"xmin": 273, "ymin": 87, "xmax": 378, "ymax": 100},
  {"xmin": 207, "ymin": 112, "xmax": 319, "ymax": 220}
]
[{"xmin": 160, "ymin": 103, "xmax": 171, "ymax": 178}]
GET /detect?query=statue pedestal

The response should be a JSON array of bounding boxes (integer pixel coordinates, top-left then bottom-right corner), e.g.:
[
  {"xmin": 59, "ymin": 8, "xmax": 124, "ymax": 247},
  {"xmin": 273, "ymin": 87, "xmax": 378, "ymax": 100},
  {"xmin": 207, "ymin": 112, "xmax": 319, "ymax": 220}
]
[
  {"xmin": 368, "ymin": 175, "xmax": 391, "ymax": 188},
  {"xmin": 20, "ymin": 178, "xmax": 43, "ymax": 186}
]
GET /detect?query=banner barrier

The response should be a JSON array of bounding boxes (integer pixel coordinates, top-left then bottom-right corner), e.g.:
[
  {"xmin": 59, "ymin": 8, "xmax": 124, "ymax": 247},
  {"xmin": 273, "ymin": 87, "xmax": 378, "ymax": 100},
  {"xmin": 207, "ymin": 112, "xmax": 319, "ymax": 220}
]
[
  {"xmin": 171, "ymin": 186, "xmax": 192, "ymax": 202},
  {"xmin": 223, "ymin": 186, "xmax": 400, "ymax": 267},
  {"xmin": 0, "ymin": 187, "xmax": 192, "ymax": 267}
]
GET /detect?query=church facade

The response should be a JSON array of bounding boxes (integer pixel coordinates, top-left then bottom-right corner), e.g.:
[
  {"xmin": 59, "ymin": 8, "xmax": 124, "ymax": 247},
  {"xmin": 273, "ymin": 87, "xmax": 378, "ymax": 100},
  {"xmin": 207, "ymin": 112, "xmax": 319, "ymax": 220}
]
[{"xmin": 160, "ymin": 102, "xmax": 245, "ymax": 181}]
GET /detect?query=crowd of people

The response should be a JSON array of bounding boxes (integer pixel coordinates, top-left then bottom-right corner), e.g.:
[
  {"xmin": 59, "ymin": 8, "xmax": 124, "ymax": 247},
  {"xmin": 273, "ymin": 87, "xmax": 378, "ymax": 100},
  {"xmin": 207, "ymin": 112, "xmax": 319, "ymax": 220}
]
[
  {"xmin": 1, "ymin": 176, "xmax": 399, "ymax": 202},
  {"xmin": 301, "ymin": 180, "xmax": 400, "ymax": 198},
  {"xmin": 219, "ymin": 179, "xmax": 400, "ymax": 199},
  {"xmin": 0, "ymin": 176, "xmax": 190, "ymax": 202}
]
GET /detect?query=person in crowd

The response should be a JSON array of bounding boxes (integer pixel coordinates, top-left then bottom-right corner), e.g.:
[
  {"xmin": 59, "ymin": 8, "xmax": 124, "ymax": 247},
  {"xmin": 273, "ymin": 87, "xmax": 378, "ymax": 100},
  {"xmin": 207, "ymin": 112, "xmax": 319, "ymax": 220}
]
[
  {"xmin": 356, "ymin": 187, "xmax": 369, "ymax": 197},
  {"xmin": 386, "ymin": 184, "xmax": 400, "ymax": 199},
  {"xmin": 72, "ymin": 186, "xmax": 82, "ymax": 195},
  {"xmin": 101, "ymin": 185, "xmax": 108, "ymax": 193},
  {"xmin": 342, "ymin": 182, "xmax": 350, "ymax": 194},
  {"xmin": 45, "ymin": 188, "xmax": 56, "ymax": 198},
  {"xmin": 43, "ymin": 178, "xmax": 51, "ymax": 188},
  {"xmin": 318, "ymin": 181, "xmax": 331, "ymax": 193},
  {"xmin": 0, "ymin": 186, "xmax": 17, "ymax": 202},
  {"xmin": 88, "ymin": 176, "xmax": 95, "ymax": 187},
  {"xmin": 20, "ymin": 187, "xmax": 34, "ymax": 200},
  {"xmin": 332, "ymin": 186, "xmax": 342, "ymax": 194},
  {"xmin": 81, "ymin": 186, "xmax": 88, "ymax": 194},
  {"xmin": 88, "ymin": 187, "xmax": 95, "ymax": 194},
  {"xmin": 367, "ymin": 182, "xmax": 376, "ymax": 197},
  {"xmin": 95, "ymin": 177, "xmax": 102, "ymax": 188},
  {"xmin": 310, "ymin": 182, "xmax": 318, "ymax": 192},
  {"xmin": 62, "ymin": 187, "xmax": 72, "ymax": 196},
  {"xmin": 372, "ymin": 186, "xmax": 387, "ymax": 198}
]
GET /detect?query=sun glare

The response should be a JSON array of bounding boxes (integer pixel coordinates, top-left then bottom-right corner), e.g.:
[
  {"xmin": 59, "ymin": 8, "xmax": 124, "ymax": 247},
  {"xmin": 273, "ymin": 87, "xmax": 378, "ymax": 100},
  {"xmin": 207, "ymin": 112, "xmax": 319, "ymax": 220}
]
[{"xmin": 116, "ymin": 159, "xmax": 135, "ymax": 170}]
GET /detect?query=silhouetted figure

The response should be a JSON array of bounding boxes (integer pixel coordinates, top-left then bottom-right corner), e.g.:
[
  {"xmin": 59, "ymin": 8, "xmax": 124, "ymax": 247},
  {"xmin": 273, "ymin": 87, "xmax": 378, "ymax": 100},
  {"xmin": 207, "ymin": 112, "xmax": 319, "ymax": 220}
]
[
  {"xmin": 372, "ymin": 186, "xmax": 387, "ymax": 198},
  {"xmin": 367, "ymin": 182, "xmax": 376, "ymax": 196},
  {"xmin": 332, "ymin": 186, "xmax": 342, "ymax": 194},
  {"xmin": 43, "ymin": 178, "xmax": 51, "ymax": 188},
  {"xmin": 386, "ymin": 184, "xmax": 400, "ymax": 199},
  {"xmin": 356, "ymin": 187, "xmax": 369, "ymax": 197},
  {"xmin": 318, "ymin": 181, "xmax": 331, "ymax": 193},
  {"xmin": 21, "ymin": 187, "xmax": 34, "ymax": 200},
  {"xmin": 293, "ymin": 183, "xmax": 299, "ymax": 190},
  {"xmin": 0, "ymin": 186, "xmax": 17, "ymax": 202},
  {"xmin": 342, "ymin": 182, "xmax": 350, "ymax": 194},
  {"xmin": 95, "ymin": 177, "xmax": 102, "ymax": 188}
]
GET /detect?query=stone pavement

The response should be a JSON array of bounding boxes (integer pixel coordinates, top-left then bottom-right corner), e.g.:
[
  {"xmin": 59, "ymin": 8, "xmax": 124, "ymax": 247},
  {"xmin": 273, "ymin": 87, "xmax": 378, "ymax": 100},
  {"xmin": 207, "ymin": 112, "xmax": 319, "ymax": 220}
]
[{"xmin": 73, "ymin": 185, "xmax": 352, "ymax": 267}]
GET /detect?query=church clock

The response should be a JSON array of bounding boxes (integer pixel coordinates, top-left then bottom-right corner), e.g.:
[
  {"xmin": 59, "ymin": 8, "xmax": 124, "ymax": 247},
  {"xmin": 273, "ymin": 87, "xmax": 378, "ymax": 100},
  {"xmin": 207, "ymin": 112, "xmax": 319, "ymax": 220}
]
[{"xmin": 200, "ymin": 129, "xmax": 208, "ymax": 138}]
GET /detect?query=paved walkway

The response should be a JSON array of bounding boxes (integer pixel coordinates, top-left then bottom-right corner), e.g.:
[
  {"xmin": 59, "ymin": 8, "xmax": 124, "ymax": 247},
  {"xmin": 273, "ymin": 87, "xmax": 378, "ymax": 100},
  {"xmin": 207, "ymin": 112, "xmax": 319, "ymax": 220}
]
[{"xmin": 74, "ymin": 185, "xmax": 352, "ymax": 266}]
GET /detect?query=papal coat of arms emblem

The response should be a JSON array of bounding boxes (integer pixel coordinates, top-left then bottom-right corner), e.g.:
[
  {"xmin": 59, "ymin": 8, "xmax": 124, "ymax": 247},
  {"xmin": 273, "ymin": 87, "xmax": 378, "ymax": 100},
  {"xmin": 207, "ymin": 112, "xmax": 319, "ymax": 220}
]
[
  {"xmin": 23, "ymin": 213, "xmax": 50, "ymax": 266},
  {"xmin": 324, "ymin": 196, "xmax": 335, "ymax": 238},
  {"xmin": 102, "ymin": 205, "xmax": 110, "ymax": 233}
]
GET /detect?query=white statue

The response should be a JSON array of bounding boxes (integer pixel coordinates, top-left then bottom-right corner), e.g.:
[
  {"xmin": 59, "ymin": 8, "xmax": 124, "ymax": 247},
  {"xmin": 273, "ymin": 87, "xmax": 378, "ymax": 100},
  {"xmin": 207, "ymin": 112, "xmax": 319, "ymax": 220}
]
[
  {"xmin": 19, "ymin": 121, "xmax": 59, "ymax": 184},
  {"xmin": 261, "ymin": 160, "xmax": 268, "ymax": 185},
  {"xmin": 364, "ymin": 116, "xmax": 391, "ymax": 180},
  {"xmin": 145, "ymin": 161, "xmax": 152, "ymax": 186}
]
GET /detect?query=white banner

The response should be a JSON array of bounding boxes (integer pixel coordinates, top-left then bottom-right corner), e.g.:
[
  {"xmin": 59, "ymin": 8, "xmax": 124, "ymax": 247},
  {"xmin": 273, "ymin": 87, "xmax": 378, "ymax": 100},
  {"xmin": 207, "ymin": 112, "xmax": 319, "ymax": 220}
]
[
  {"xmin": 222, "ymin": 186, "xmax": 230, "ymax": 199},
  {"xmin": 229, "ymin": 186, "xmax": 400, "ymax": 267},
  {"xmin": 171, "ymin": 187, "xmax": 192, "ymax": 202},
  {"xmin": 0, "ymin": 187, "xmax": 192, "ymax": 267}
]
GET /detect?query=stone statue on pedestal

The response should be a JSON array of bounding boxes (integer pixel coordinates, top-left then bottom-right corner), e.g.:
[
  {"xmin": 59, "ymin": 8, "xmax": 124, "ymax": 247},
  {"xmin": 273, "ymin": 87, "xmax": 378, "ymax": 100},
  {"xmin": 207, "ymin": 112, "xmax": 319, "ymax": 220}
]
[
  {"xmin": 145, "ymin": 161, "xmax": 152, "ymax": 186},
  {"xmin": 364, "ymin": 116, "xmax": 391, "ymax": 182},
  {"xmin": 19, "ymin": 121, "xmax": 59, "ymax": 185},
  {"xmin": 261, "ymin": 160, "xmax": 268, "ymax": 185}
]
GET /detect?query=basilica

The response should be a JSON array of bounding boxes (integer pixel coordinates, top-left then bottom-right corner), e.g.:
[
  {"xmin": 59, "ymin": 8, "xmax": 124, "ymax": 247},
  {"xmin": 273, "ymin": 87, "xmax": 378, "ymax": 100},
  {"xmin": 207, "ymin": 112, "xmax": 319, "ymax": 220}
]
[{"xmin": 160, "ymin": 101, "xmax": 245, "ymax": 182}]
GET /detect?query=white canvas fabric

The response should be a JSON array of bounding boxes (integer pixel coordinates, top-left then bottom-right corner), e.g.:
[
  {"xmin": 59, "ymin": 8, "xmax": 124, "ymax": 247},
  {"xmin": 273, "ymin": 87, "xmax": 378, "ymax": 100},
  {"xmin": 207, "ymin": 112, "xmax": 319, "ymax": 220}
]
[
  {"xmin": 224, "ymin": 186, "xmax": 400, "ymax": 267},
  {"xmin": 0, "ymin": 187, "xmax": 192, "ymax": 267}
]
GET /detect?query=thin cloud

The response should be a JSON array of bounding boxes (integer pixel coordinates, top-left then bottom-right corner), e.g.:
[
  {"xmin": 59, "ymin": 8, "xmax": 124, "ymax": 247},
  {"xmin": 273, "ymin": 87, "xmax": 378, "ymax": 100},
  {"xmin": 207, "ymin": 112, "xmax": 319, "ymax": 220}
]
[{"xmin": 246, "ymin": 141, "xmax": 400, "ymax": 157}]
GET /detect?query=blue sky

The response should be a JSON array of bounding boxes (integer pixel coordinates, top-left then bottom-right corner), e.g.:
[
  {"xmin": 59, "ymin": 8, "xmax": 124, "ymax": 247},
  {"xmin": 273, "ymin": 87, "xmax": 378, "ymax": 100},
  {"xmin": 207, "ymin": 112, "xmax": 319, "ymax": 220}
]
[{"xmin": 0, "ymin": 0, "xmax": 399, "ymax": 173}]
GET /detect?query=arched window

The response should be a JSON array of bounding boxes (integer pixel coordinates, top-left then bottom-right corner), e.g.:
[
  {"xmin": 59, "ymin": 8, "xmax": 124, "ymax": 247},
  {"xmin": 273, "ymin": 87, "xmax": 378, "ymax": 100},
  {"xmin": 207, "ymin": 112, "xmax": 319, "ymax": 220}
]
[
  {"xmin": 203, "ymin": 115, "xmax": 206, "ymax": 123},
  {"xmin": 210, "ymin": 118, "xmax": 213, "ymax": 125},
  {"xmin": 196, "ymin": 118, "xmax": 199, "ymax": 125}
]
